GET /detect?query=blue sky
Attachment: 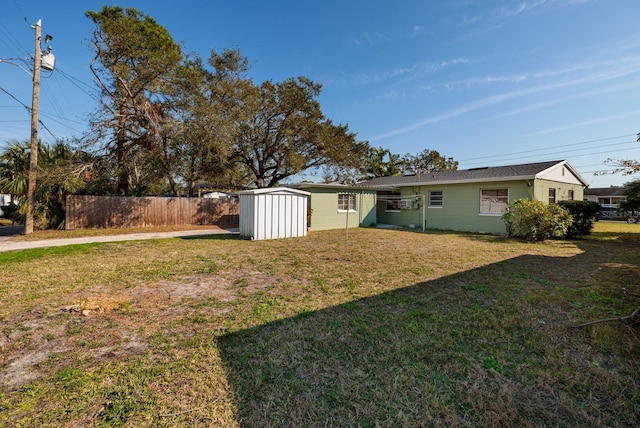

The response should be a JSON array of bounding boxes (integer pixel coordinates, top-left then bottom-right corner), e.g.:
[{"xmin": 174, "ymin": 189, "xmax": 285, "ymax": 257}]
[{"xmin": 1, "ymin": 0, "xmax": 640, "ymax": 187}]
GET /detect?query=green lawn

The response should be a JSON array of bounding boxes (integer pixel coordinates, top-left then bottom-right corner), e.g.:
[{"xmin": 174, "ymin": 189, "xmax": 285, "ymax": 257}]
[{"xmin": 1, "ymin": 223, "xmax": 639, "ymax": 427}]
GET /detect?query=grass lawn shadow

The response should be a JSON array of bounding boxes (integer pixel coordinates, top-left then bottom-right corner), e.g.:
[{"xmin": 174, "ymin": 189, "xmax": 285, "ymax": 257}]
[
  {"xmin": 217, "ymin": 241, "xmax": 640, "ymax": 427},
  {"xmin": 178, "ymin": 233, "xmax": 239, "ymax": 241}
]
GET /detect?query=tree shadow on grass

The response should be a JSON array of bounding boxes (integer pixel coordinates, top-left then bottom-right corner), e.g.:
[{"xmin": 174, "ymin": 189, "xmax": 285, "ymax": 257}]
[{"xmin": 217, "ymin": 239, "xmax": 640, "ymax": 427}]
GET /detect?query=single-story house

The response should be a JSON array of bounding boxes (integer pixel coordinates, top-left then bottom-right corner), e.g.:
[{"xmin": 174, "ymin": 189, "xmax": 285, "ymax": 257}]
[
  {"xmin": 359, "ymin": 160, "xmax": 587, "ymax": 234},
  {"xmin": 583, "ymin": 187, "xmax": 625, "ymax": 208},
  {"xmin": 291, "ymin": 183, "xmax": 377, "ymax": 231},
  {"xmin": 583, "ymin": 186, "xmax": 627, "ymax": 220}
]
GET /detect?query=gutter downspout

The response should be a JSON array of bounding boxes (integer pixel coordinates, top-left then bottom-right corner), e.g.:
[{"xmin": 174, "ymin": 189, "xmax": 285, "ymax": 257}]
[{"xmin": 422, "ymin": 193, "xmax": 426, "ymax": 232}]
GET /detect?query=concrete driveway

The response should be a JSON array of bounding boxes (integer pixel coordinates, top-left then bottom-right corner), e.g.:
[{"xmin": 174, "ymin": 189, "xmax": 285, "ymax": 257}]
[{"xmin": 0, "ymin": 225, "xmax": 239, "ymax": 253}]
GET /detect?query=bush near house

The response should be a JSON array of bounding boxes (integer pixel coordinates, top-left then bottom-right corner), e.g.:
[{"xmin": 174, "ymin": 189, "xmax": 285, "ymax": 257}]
[
  {"xmin": 558, "ymin": 200, "xmax": 601, "ymax": 238},
  {"xmin": 502, "ymin": 199, "xmax": 572, "ymax": 241}
]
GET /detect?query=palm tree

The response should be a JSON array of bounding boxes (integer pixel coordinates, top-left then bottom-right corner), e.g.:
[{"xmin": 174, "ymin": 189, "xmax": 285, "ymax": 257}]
[
  {"xmin": 0, "ymin": 140, "xmax": 102, "ymax": 229},
  {"xmin": 0, "ymin": 139, "xmax": 30, "ymax": 199}
]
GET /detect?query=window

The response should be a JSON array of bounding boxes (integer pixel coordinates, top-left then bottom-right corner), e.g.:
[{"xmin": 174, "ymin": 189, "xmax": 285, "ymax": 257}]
[
  {"xmin": 429, "ymin": 191, "xmax": 443, "ymax": 207},
  {"xmin": 568, "ymin": 189, "xmax": 574, "ymax": 200},
  {"xmin": 548, "ymin": 188, "xmax": 556, "ymax": 203},
  {"xmin": 385, "ymin": 193, "xmax": 401, "ymax": 211},
  {"xmin": 599, "ymin": 197, "xmax": 610, "ymax": 205},
  {"xmin": 480, "ymin": 189, "xmax": 508, "ymax": 214},
  {"xmin": 338, "ymin": 193, "xmax": 356, "ymax": 211}
]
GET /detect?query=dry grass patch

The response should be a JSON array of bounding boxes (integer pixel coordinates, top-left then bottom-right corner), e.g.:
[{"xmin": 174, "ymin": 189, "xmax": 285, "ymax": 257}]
[{"xmin": 0, "ymin": 224, "xmax": 639, "ymax": 427}]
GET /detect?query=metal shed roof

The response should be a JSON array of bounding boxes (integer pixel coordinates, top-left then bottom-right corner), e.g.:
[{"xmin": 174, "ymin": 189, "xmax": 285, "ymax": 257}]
[{"xmin": 237, "ymin": 187, "xmax": 311, "ymax": 196}]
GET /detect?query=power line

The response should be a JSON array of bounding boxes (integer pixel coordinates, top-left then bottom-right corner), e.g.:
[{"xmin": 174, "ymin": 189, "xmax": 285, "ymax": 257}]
[
  {"xmin": 55, "ymin": 66, "xmax": 101, "ymax": 103},
  {"xmin": 38, "ymin": 111, "xmax": 85, "ymax": 134},
  {"xmin": 38, "ymin": 111, "xmax": 87, "ymax": 126},
  {"xmin": 10, "ymin": 0, "xmax": 28, "ymax": 24},
  {"xmin": 460, "ymin": 145, "xmax": 640, "ymax": 169},
  {"xmin": 0, "ymin": 0, "xmax": 31, "ymax": 58},
  {"xmin": 457, "ymin": 133, "xmax": 637, "ymax": 164},
  {"xmin": 0, "ymin": 86, "xmax": 58, "ymax": 141},
  {"xmin": 0, "ymin": 85, "xmax": 30, "ymax": 112}
]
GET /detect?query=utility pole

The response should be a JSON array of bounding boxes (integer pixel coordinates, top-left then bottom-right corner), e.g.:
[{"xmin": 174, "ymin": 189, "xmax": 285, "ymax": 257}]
[{"xmin": 25, "ymin": 19, "xmax": 43, "ymax": 235}]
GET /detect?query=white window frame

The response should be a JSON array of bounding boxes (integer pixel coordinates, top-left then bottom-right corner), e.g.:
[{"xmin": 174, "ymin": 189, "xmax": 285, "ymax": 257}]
[
  {"xmin": 338, "ymin": 193, "xmax": 356, "ymax": 212},
  {"xmin": 568, "ymin": 189, "xmax": 574, "ymax": 200},
  {"xmin": 428, "ymin": 191, "xmax": 443, "ymax": 208},
  {"xmin": 548, "ymin": 188, "xmax": 556, "ymax": 204},
  {"xmin": 480, "ymin": 188, "xmax": 509, "ymax": 215}
]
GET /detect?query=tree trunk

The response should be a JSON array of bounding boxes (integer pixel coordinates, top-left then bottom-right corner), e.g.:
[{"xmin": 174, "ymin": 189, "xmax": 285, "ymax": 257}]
[{"xmin": 116, "ymin": 103, "xmax": 130, "ymax": 195}]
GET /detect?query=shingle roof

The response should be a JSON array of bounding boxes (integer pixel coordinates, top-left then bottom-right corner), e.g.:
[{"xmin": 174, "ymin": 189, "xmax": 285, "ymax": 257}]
[
  {"xmin": 359, "ymin": 160, "xmax": 583, "ymax": 188},
  {"xmin": 583, "ymin": 187, "xmax": 625, "ymax": 197}
]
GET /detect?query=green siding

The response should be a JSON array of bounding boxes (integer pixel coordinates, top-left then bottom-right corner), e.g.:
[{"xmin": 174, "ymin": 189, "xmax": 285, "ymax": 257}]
[
  {"xmin": 377, "ymin": 179, "xmax": 586, "ymax": 234},
  {"xmin": 304, "ymin": 178, "xmax": 585, "ymax": 234},
  {"xmin": 533, "ymin": 179, "xmax": 584, "ymax": 202},
  {"xmin": 420, "ymin": 181, "xmax": 531, "ymax": 234},
  {"xmin": 377, "ymin": 193, "xmax": 423, "ymax": 229},
  {"xmin": 307, "ymin": 188, "xmax": 377, "ymax": 231}
]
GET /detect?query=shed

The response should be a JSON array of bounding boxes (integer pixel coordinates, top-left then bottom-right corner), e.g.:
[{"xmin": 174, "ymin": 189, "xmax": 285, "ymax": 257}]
[{"xmin": 238, "ymin": 187, "xmax": 311, "ymax": 240}]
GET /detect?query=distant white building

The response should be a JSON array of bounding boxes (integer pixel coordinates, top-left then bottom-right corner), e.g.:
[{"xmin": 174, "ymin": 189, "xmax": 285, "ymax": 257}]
[
  {"xmin": 1, "ymin": 194, "xmax": 15, "ymax": 216},
  {"xmin": 583, "ymin": 187, "xmax": 625, "ymax": 209},
  {"xmin": 201, "ymin": 191, "xmax": 230, "ymax": 199}
]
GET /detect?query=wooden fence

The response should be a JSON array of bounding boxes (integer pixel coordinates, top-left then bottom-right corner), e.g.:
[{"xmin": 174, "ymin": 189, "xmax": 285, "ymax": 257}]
[{"xmin": 65, "ymin": 195, "xmax": 239, "ymax": 230}]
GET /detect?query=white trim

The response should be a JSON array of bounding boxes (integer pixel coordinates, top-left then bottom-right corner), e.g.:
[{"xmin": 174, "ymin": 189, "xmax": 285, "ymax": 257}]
[
  {"xmin": 536, "ymin": 160, "xmax": 589, "ymax": 187},
  {"xmin": 428, "ymin": 190, "xmax": 443, "ymax": 208},
  {"xmin": 237, "ymin": 187, "xmax": 310, "ymax": 196}
]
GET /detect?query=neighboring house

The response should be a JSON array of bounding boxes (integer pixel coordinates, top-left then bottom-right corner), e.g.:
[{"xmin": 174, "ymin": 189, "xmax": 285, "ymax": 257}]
[
  {"xmin": 291, "ymin": 183, "xmax": 378, "ymax": 231},
  {"xmin": 360, "ymin": 160, "xmax": 587, "ymax": 234},
  {"xmin": 201, "ymin": 191, "xmax": 230, "ymax": 199},
  {"xmin": 583, "ymin": 187, "xmax": 625, "ymax": 209},
  {"xmin": 583, "ymin": 186, "xmax": 626, "ymax": 220},
  {"xmin": 1, "ymin": 193, "xmax": 14, "ymax": 217}
]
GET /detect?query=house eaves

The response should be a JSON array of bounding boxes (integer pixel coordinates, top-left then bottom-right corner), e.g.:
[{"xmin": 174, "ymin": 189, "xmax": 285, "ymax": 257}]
[
  {"xmin": 291, "ymin": 183, "xmax": 391, "ymax": 192},
  {"xmin": 536, "ymin": 160, "xmax": 589, "ymax": 187},
  {"xmin": 360, "ymin": 160, "xmax": 587, "ymax": 188},
  {"xmin": 386, "ymin": 175, "xmax": 545, "ymax": 187},
  {"xmin": 584, "ymin": 187, "xmax": 625, "ymax": 197}
]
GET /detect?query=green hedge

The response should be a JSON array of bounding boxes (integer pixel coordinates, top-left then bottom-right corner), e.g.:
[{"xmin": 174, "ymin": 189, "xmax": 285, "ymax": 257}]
[{"xmin": 557, "ymin": 200, "xmax": 601, "ymax": 238}]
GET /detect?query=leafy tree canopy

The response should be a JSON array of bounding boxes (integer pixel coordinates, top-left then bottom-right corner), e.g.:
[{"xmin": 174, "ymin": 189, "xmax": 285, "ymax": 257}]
[
  {"xmin": 360, "ymin": 147, "xmax": 458, "ymax": 180},
  {"xmin": 400, "ymin": 149, "xmax": 458, "ymax": 176},
  {"xmin": 86, "ymin": 6, "xmax": 182, "ymax": 195},
  {"xmin": 620, "ymin": 179, "xmax": 640, "ymax": 212},
  {"xmin": 363, "ymin": 146, "xmax": 402, "ymax": 179},
  {"xmin": 230, "ymin": 76, "xmax": 368, "ymax": 188}
]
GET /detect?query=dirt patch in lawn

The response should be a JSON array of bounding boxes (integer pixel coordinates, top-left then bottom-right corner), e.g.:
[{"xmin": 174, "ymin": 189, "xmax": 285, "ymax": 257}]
[{"xmin": 0, "ymin": 269, "xmax": 281, "ymax": 390}]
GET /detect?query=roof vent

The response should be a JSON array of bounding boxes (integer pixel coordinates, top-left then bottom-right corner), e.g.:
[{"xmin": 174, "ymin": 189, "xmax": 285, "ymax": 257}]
[{"xmin": 467, "ymin": 167, "xmax": 488, "ymax": 171}]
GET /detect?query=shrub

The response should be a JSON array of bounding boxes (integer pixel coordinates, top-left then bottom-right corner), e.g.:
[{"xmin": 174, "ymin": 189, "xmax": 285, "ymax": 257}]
[
  {"xmin": 502, "ymin": 199, "xmax": 572, "ymax": 241},
  {"xmin": 557, "ymin": 200, "xmax": 601, "ymax": 237},
  {"xmin": 619, "ymin": 180, "xmax": 640, "ymax": 214}
]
